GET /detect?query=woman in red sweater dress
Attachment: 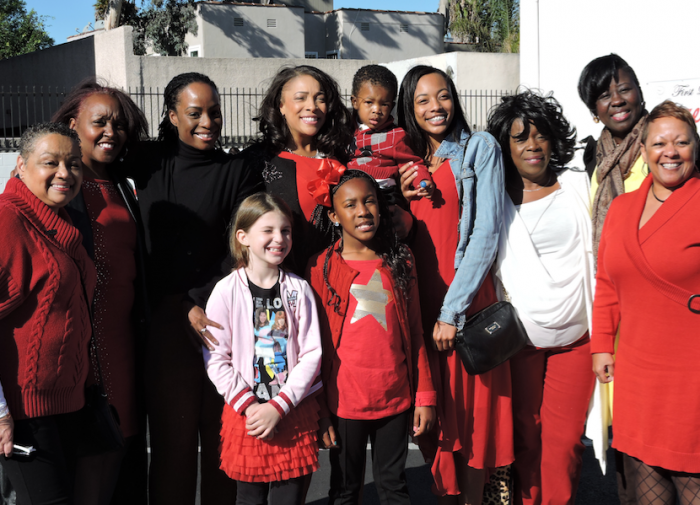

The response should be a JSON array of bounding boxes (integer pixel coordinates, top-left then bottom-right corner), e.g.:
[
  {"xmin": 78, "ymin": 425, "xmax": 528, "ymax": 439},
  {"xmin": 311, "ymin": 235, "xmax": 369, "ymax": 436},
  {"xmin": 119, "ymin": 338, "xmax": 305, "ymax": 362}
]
[
  {"xmin": 592, "ymin": 101, "xmax": 700, "ymax": 504},
  {"xmin": 52, "ymin": 80, "xmax": 150, "ymax": 505},
  {"xmin": 0, "ymin": 123, "xmax": 96, "ymax": 505}
]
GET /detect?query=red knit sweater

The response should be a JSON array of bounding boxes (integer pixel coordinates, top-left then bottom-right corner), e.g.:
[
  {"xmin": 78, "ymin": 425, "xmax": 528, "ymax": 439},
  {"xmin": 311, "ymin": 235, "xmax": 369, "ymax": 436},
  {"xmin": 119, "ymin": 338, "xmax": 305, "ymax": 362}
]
[{"xmin": 0, "ymin": 178, "xmax": 96, "ymax": 420}]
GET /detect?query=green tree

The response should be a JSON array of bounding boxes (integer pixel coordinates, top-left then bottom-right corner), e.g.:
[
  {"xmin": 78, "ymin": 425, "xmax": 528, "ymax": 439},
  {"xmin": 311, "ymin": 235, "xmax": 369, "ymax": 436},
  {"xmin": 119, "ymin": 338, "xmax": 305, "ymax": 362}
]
[
  {"xmin": 0, "ymin": 0, "xmax": 54, "ymax": 59},
  {"xmin": 447, "ymin": 0, "xmax": 519, "ymax": 53},
  {"xmin": 106, "ymin": 0, "xmax": 196, "ymax": 56}
]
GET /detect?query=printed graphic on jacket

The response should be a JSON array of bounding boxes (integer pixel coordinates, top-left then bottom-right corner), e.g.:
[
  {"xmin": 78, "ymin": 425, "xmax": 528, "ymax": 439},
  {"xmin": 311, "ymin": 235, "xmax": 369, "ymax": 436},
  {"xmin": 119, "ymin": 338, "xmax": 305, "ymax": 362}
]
[{"xmin": 249, "ymin": 280, "xmax": 288, "ymax": 401}]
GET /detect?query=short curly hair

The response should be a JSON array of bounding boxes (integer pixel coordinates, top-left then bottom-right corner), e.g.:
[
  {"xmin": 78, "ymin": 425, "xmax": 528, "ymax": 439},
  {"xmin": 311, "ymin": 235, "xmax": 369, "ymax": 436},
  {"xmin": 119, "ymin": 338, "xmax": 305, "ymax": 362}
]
[
  {"xmin": 487, "ymin": 89, "xmax": 576, "ymax": 173},
  {"xmin": 641, "ymin": 100, "xmax": 700, "ymax": 149},
  {"xmin": 19, "ymin": 122, "xmax": 80, "ymax": 160},
  {"xmin": 351, "ymin": 65, "xmax": 398, "ymax": 101}
]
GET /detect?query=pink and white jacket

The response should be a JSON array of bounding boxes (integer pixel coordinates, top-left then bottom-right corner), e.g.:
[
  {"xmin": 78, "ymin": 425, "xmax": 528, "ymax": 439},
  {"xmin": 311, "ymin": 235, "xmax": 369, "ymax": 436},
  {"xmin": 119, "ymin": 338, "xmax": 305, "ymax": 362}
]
[{"xmin": 203, "ymin": 268, "xmax": 323, "ymax": 418}]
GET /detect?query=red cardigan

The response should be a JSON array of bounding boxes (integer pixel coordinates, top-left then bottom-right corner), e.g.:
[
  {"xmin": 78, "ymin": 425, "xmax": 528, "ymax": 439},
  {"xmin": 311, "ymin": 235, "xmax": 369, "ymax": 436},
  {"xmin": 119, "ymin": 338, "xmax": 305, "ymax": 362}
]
[
  {"xmin": 347, "ymin": 122, "xmax": 431, "ymax": 183},
  {"xmin": 307, "ymin": 246, "xmax": 436, "ymax": 418},
  {"xmin": 591, "ymin": 174, "xmax": 700, "ymax": 472},
  {"xmin": 0, "ymin": 178, "xmax": 96, "ymax": 420}
]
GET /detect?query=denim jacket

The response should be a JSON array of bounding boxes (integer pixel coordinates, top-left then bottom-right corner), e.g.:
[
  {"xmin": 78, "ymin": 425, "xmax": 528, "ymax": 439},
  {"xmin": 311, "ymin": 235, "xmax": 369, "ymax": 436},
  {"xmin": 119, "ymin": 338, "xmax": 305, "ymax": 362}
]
[{"xmin": 433, "ymin": 125, "xmax": 505, "ymax": 329}]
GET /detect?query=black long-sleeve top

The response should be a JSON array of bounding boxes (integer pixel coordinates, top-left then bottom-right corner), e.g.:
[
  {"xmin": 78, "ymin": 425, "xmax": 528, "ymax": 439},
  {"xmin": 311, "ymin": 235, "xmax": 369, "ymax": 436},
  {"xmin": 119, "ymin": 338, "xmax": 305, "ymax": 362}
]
[{"xmin": 123, "ymin": 140, "xmax": 263, "ymax": 309}]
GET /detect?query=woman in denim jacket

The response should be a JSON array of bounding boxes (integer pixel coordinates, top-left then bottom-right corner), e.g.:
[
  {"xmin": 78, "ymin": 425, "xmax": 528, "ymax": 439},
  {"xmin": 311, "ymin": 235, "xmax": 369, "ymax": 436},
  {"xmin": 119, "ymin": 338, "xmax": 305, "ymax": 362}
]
[{"xmin": 398, "ymin": 66, "xmax": 514, "ymax": 505}]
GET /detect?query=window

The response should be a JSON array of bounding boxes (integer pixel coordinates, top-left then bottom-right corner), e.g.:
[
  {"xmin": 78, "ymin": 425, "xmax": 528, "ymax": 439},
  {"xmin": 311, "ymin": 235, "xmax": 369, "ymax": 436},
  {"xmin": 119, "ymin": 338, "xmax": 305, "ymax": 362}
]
[
  {"xmin": 360, "ymin": 22, "xmax": 369, "ymax": 31},
  {"xmin": 305, "ymin": 52, "xmax": 318, "ymax": 59},
  {"xmin": 234, "ymin": 17, "xmax": 244, "ymax": 26},
  {"xmin": 267, "ymin": 19, "xmax": 276, "ymax": 28},
  {"xmin": 326, "ymin": 50, "xmax": 338, "ymax": 59},
  {"xmin": 400, "ymin": 24, "xmax": 409, "ymax": 32},
  {"xmin": 188, "ymin": 45, "xmax": 201, "ymax": 57}
]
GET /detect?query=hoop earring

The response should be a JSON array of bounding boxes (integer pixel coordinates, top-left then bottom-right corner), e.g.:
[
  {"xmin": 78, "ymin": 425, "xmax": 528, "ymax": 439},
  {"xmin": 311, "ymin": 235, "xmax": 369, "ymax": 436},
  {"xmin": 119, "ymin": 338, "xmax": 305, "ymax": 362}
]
[{"xmin": 593, "ymin": 116, "xmax": 600, "ymax": 124}]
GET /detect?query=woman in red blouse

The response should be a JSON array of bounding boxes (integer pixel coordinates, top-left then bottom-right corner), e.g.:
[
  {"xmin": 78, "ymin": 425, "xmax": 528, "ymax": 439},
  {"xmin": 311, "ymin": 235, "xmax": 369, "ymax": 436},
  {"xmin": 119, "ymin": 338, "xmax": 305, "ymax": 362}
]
[
  {"xmin": 592, "ymin": 101, "xmax": 700, "ymax": 504},
  {"xmin": 52, "ymin": 81, "xmax": 149, "ymax": 505}
]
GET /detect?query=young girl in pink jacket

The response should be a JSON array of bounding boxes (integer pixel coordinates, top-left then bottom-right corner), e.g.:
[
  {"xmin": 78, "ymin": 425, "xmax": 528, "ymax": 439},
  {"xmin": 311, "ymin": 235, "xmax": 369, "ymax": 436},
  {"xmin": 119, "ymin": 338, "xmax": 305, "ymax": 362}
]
[{"xmin": 203, "ymin": 192, "xmax": 323, "ymax": 505}]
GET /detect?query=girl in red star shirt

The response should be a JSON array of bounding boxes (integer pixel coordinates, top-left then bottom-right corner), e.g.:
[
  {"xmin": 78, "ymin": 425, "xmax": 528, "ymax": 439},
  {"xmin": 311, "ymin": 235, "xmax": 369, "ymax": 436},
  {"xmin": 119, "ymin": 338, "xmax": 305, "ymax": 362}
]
[{"xmin": 306, "ymin": 168, "xmax": 436, "ymax": 505}]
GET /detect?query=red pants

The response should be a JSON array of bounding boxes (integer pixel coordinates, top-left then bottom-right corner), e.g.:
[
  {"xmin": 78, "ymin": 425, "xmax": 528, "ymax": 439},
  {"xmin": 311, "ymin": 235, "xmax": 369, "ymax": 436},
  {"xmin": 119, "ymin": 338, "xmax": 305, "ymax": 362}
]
[{"xmin": 510, "ymin": 335, "xmax": 596, "ymax": 505}]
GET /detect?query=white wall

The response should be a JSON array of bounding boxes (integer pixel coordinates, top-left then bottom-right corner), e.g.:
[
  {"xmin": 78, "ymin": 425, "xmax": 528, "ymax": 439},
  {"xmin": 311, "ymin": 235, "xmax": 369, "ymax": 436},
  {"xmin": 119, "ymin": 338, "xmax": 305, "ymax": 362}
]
[{"xmin": 520, "ymin": 0, "xmax": 700, "ymax": 142}]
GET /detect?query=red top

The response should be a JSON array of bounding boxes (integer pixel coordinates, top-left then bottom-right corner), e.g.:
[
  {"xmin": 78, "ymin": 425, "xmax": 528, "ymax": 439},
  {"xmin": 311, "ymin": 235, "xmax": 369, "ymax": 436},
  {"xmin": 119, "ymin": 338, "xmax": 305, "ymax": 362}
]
[
  {"xmin": 0, "ymin": 178, "xmax": 96, "ymax": 420},
  {"xmin": 592, "ymin": 174, "xmax": 700, "ymax": 472},
  {"xmin": 347, "ymin": 123, "xmax": 431, "ymax": 183},
  {"xmin": 326, "ymin": 259, "xmax": 411, "ymax": 420},
  {"xmin": 411, "ymin": 161, "xmax": 514, "ymax": 492},
  {"xmin": 278, "ymin": 151, "xmax": 325, "ymax": 220},
  {"xmin": 82, "ymin": 177, "xmax": 139, "ymax": 437},
  {"xmin": 307, "ymin": 246, "xmax": 436, "ymax": 420}
]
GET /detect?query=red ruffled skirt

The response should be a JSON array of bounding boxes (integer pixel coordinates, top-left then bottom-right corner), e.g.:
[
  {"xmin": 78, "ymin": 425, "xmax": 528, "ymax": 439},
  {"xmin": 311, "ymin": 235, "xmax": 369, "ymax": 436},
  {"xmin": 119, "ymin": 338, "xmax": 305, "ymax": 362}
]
[{"xmin": 219, "ymin": 396, "xmax": 320, "ymax": 483}]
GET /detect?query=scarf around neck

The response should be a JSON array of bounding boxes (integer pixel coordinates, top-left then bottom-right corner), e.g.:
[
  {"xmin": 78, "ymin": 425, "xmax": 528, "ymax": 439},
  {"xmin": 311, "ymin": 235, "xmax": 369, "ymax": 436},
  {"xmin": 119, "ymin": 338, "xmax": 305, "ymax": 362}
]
[{"xmin": 591, "ymin": 111, "xmax": 648, "ymax": 262}]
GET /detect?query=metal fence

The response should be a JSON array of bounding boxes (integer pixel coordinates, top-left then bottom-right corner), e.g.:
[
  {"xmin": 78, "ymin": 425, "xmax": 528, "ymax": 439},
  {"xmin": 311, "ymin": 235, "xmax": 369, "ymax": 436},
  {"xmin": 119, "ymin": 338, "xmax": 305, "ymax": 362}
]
[{"xmin": 0, "ymin": 86, "xmax": 511, "ymax": 151}]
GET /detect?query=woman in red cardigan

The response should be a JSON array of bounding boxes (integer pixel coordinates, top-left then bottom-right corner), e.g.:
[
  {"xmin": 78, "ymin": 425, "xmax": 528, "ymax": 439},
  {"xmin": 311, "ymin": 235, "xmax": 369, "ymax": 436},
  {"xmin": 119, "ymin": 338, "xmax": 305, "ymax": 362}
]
[
  {"xmin": 591, "ymin": 101, "xmax": 700, "ymax": 504},
  {"xmin": 0, "ymin": 123, "xmax": 96, "ymax": 505}
]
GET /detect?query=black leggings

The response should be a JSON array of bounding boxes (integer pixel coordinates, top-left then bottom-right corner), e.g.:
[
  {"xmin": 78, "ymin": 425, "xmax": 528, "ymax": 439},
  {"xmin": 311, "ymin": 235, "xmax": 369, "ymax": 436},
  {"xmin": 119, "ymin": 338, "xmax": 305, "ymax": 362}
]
[
  {"xmin": 0, "ymin": 415, "xmax": 74, "ymax": 505},
  {"xmin": 235, "ymin": 477, "xmax": 305, "ymax": 505},
  {"xmin": 628, "ymin": 456, "xmax": 700, "ymax": 505},
  {"xmin": 328, "ymin": 411, "xmax": 411, "ymax": 505}
]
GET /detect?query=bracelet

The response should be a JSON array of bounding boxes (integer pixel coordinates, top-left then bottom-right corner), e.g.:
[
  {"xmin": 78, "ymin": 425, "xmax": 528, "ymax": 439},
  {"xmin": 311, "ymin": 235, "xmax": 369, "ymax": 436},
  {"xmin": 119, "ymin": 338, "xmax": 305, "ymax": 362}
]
[{"xmin": 0, "ymin": 403, "xmax": 9, "ymax": 419}]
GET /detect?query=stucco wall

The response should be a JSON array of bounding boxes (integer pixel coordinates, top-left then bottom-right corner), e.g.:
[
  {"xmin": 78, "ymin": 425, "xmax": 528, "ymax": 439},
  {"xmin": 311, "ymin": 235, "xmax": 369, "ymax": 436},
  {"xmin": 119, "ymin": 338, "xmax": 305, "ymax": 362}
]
[
  {"xmin": 0, "ymin": 38, "xmax": 96, "ymax": 131},
  {"xmin": 335, "ymin": 9, "xmax": 444, "ymax": 62},
  {"xmin": 0, "ymin": 152, "xmax": 18, "ymax": 193},
  {"xmin": 520, "ymin": 0, "xmax": 700, "ymax": 142},
  {"xmin": 275, "ymin": 0, "xmax": 332, "ymax": 13},
  {"xmin": 304, "ymin": 12, "xmax": 326, "ymax": 58},
  {"xmin": 196, "ymin": 3, "xmax": 305, "ymax": 59}
]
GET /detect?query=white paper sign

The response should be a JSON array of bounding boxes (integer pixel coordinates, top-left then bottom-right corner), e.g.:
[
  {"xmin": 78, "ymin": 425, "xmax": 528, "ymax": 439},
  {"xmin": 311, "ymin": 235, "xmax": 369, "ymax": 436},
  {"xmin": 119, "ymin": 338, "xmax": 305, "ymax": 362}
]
[{"xmin": 647, "ymin": 79, "xmax": 700, "ymax": 123}]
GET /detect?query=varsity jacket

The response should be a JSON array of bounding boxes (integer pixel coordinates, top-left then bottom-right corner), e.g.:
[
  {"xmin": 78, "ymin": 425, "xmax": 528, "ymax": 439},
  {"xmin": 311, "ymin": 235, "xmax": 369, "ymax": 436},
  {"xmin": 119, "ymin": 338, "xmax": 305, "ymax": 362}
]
[{"xmin": 203, "ymin": 268, "xmax": 323, "ymax": 419}]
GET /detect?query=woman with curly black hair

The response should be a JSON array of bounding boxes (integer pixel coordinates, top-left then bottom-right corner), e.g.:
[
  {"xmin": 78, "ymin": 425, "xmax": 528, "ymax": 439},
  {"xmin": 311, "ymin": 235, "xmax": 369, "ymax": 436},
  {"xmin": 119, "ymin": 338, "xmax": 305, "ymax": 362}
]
[
  {"xmin": 306, "ymin": 169, "xmax": 435, "ymax": 505},
  {"xmin": 487, "ymin": 90, "xmax": 597, "ymax": 505},
  {"xmin": 238, "ymin": 65, "xmax": 354, "ymax": 275}
]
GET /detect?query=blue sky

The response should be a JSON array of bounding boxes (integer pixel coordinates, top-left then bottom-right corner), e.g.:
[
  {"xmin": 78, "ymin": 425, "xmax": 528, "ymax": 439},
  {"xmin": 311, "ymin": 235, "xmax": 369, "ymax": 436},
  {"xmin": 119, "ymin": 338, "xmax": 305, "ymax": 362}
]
[{"xmin": 25, "ymin": 0, "xmax": 440, "ymax": 45}]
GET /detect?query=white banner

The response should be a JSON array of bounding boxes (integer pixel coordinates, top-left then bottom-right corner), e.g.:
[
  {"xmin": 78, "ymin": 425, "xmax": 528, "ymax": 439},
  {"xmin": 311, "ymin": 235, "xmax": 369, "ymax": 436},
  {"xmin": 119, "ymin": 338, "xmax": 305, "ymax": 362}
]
[{"xmin": 647, "ymin": 79, "xmax": 700, "ymax": 123}]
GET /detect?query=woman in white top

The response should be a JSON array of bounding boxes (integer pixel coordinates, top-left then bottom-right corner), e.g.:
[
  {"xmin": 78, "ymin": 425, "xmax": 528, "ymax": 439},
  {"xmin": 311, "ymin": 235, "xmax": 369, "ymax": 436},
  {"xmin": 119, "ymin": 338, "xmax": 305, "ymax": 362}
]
[{"xmin": 487, "ymin": 91, "xmax": 597, "ymax": 505}]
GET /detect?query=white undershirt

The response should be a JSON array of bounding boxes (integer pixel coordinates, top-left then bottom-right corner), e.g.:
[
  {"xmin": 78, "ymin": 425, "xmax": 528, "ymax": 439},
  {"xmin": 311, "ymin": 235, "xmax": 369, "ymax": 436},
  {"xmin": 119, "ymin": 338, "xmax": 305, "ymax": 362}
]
[{"xmin": 514, "ymin": 189, "xmax": 588, "ymax": 347}]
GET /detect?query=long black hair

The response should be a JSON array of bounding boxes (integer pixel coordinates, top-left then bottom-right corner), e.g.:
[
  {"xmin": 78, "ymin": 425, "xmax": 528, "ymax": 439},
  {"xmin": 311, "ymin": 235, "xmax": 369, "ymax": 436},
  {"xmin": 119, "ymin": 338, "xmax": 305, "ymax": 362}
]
[
  {"xmin": 253, "ymin": 65, "xmax": 352, "ymax": 164},
  {"xmin": 309, "ymin": 170, "xmax": 414, "ymax": 314},
  {"xmin": 158, "ymin": 72, "xmax": 219, "ymax": 147},
  {"xmin": 487, "ymin": 89, "xmax": 576, "ymax": 173},
  {"xmin": 577, "ymin": 54, "xmax": 644, "ymax": 115},
  {"xmin": 397, "ymin": 65, "xmax": 469, "ymax": 161}
]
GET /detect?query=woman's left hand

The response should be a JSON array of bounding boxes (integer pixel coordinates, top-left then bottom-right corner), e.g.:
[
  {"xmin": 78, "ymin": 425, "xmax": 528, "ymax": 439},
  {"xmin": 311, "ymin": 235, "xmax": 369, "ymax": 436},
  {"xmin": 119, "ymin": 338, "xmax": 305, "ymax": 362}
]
[
  {"xmin": 185, "ymin": 303, "xmax": 222, "ymax": 351},
  {"xmin": 433, "ymin": 321, "xmax": 457, "ymax": 351},
  {"xmin": 0, "ymin": 413, "xmax": 13, "ymax": 457},
  {"xmin": 412, "ymin": 406, "xmax": 435, "ymax": 437},
  {"xmin": 399, "ymin": 162, "xmax": 422, "ymax": 202}
]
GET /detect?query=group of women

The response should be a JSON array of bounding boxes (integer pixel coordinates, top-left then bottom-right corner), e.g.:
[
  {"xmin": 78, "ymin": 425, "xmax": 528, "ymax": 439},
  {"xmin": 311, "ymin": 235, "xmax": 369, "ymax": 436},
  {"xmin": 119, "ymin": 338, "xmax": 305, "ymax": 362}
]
[{"xmin": 0, "ymin": 52, "xmax": 697, "ymax": 505}]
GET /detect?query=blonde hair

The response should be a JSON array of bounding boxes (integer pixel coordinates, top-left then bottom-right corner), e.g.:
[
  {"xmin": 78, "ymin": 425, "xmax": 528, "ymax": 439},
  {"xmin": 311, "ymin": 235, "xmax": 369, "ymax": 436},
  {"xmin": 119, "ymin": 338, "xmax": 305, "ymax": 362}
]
[{"xmin": 230, "ymin": 192, "xmax": 294, "ymax": 269}]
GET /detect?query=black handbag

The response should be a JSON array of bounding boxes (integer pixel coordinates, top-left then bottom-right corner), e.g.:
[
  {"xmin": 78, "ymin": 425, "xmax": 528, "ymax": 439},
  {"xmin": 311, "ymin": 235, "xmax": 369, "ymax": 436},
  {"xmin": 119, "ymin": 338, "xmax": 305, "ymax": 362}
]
[
  {"xmin": 454, "ymin": 301, "xmax": 529, "ymax": 376},
  {"xmin": 71, "ymin": 282, "xmax": 125, "ymax": 457}
]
